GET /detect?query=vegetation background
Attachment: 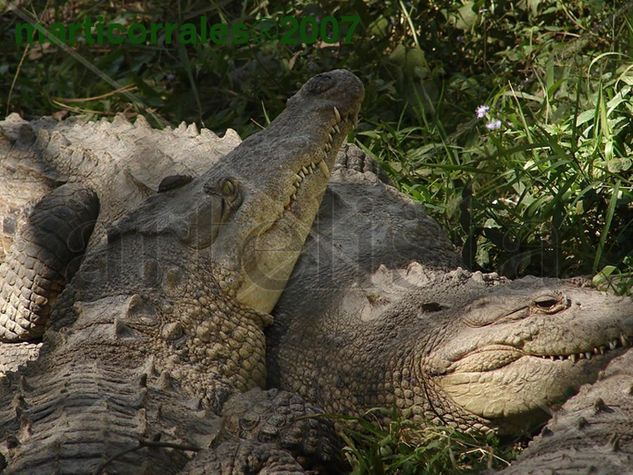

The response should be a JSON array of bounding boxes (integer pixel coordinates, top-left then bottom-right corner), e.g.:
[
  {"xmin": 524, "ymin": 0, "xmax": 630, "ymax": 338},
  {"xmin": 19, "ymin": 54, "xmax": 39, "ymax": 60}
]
[{"xmin": 1, "ymin": 0, "xmax": 632, "ymax": 472}]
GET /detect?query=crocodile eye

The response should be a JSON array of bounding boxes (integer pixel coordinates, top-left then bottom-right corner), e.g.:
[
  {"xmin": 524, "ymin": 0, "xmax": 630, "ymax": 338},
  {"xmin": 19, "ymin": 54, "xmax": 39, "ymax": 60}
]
[
  {"xmin": 221, "ymin": 178, "xmax": 237, "ymax": 197},
  {"xmin": 533, "ymin": 295, "xmax": 559, "ymax": 309},
  {"xmin": 532, "ymin": 293, "xmax": 569, "ymax": 313},
  {"xmin": 202, "ymin": 177, "xmax": 242, "ymax": 214}
]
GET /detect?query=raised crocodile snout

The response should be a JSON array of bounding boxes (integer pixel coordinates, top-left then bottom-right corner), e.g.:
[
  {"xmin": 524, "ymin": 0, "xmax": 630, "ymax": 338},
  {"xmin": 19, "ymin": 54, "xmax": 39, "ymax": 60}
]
[{"xmin": 287, "ymin": 69, "xmax": 364, "ymax": 122}]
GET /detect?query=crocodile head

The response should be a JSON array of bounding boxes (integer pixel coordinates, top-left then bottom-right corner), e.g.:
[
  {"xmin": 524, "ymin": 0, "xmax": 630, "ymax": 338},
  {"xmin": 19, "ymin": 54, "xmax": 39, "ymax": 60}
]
[
  {"xmin": 108, "ymin": 69, "xmax": 364, "ymax": 313},
  {"xmin": 322, "ymin": 268, "xmax": 633, "ymax": 434},
  {"xmin": 270, "ymin": 261, "xmax": 633, "ymax": 435},
  {"xmin": 424, "ymin": 275, "xmax": 633, "ymax": 433},
  {"xmin": 267, "ymin": 153, "xmax": 633, "ymax": 436}
]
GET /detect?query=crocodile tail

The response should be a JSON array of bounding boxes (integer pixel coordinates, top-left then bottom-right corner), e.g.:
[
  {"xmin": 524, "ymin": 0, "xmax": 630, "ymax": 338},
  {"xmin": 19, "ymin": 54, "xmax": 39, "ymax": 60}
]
[{"xmin": 0, "ymin": 183, "xmax": 99, "ymax": 341}]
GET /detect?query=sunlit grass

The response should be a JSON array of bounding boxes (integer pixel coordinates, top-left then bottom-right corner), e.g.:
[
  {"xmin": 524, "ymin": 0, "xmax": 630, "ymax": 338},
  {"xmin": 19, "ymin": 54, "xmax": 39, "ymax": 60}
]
[{"xmin": 332, "ymin": 408, "xmax": 519, "ymax": 474}]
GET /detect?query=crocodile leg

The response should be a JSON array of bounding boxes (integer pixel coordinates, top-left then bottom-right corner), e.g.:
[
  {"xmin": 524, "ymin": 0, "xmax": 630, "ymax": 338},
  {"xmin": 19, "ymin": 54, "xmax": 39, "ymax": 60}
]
[
  {"xmin": 0, "ymin": 184, "xmax": 99, "ymax": 342},
  {"xmin": 183, "ymin": 440, "xmax": 305, "ymax": 474},
  {"xmin": 184, "ymin": 387, "xmax": 346, "ymax": 474}
]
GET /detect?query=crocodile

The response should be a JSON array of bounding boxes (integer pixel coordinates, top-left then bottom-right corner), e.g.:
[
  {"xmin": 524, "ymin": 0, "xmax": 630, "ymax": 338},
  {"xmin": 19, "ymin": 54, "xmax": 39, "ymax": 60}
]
[
  {"xmin": 3, "ymin": 90, "xmax": 632, "ymax": 473},
  {"xmin": 497, "ymin": 341, "xmax": 633, "ymax": 474},
  {"xmin": 0, "ymin": 69, "xmax": 364, "ymax": 473},
  {"xmin": 0, "ymin": 111, "xmax": 240, "ymax": 343},
  {"xmin": 267, "ymin": 146, "xmax": 633, "ymax": 435}
]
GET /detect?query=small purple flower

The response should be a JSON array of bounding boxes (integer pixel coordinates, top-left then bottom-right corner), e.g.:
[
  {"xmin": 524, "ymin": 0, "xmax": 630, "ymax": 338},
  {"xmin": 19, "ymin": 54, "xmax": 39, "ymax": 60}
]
[
  {"xmin": 475, "ymin": 105, "xmax": 489, "ymax": 119},
  {"xmin": 485, "ymin": 119, "xmax": 502, "ymax": 130}
]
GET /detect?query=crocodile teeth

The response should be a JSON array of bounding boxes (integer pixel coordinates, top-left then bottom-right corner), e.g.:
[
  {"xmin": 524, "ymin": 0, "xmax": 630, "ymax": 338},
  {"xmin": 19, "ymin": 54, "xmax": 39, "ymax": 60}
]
[
  {"xmin": 298, "ymin": 170, "xmax": 306, "ymax": 178},
  {"xmin": 324, "ymin": 143, "xmax": 331, "ymax": 152},
  {"xmin": 318, "ymin": 159, "xmax": 330, "ymax": 176},
  {"xmin": 599, "ymin": 346, "xmax": 605, "ymax": 354},
  {"xmin": 333, "ymin": 124, "xmax": 340, "ymax": 134},
  {"xmin": 585, "ymin": 352, "xmax": 592, "ymax": 360},
  {"xmin": 622, "ymin": 335, "xmax": 629, "ymax": 346},
  {"xmin": 578, "ymin": 352, "xmax": 585, "ymax": 359},
  {"xmin": 334, "ymin": 106, "xmax": 341, "ymax": 122},
  {"xmin": 570, "ymin": 354, "xmax": 577, "ymax": 362},
  {"xmin": 549, "ymin": 356, "xmax": 555, "ymax": 361},
  {"xmin": 609, "ymin": 340, "xmax": 617, "ymax": 350},
  {"xmin": 327, "ymin": 132, "xmax": 334, "ymax": 143},
  {"xmin": 301, "ymin": 166, "xmax": 309, "ymax": 174}
]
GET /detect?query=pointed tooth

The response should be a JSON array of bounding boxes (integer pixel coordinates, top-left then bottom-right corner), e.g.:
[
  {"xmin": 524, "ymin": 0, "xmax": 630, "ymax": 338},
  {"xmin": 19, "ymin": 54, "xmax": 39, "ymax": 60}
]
[
  {"xmin": 550, "ymin": 356, "xmax": 555, "ymax": 361},
  {"xmin": 318, "ymin": 160, "xmax": 330, "ymax": 176},
  {"xmin": 324, "ymin": 143, "xmax": 331, "ymax": 152},
  {"xmin": 291, "ymin": 193, "xmax": 297, "ymax": 201},
  {"xmin": 585, "ymin": 352, "xmax": 592, "ymax": 359},
  {"xmin": 298, "ymin": 170, "xmax": 306, "ymax": 178},
  {"xmin": 334, "ymin": 106, "xmax": 341, "ymax": 122},
  {"xmin": 599, "ymin": 346, "xmax": 605, "ymax": 354},
  {"xmin": 621, "ymin": 335, "xmax": 629, "ymax": 346},
  {"xmin": 609, "ymin": 341, "xmax": 617, "ymax": 350},
  {"xmin": 301, "ymin": 166, "xmax": 309, "ymax": 174},
  {"xmin": 333, "ymin": 124, "xmax": 340, "ymax": 134},
  {"xmin": 578, "ymin": 352, "xmax": 585, "ymax": 359},
  {"xmin": 570, "ymin": 354, "xmax": 577, "ymax": 362},
  {"xmin": 593, "ymin": 347, "xmax": 599, "ymax": 355},
  {"xmin": 558, "ymin": 355, "xmax": 564, "ymax": 361}
]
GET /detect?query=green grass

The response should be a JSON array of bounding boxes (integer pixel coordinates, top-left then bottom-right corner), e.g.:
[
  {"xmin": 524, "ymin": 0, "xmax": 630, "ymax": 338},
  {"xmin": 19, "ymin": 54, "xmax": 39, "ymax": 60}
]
[
  {"xmin": 334, "ymin": 408, "xmax": 518, "ymax": 474},
  {"xmin": 359, "ymin": 53, "xmax": 633, "ymax": 285}
]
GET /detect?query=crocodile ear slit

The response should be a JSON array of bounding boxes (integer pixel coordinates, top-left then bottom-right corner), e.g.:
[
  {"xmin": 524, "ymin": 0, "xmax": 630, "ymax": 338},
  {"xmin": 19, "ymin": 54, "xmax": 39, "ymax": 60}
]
[{"xmin": 158, "ymin": 174, "xmax": 193, "ymax": 192}]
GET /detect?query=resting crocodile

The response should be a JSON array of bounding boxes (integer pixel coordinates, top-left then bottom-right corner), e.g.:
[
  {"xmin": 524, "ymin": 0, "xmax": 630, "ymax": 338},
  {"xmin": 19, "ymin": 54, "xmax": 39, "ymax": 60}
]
[
  {"xmin": 3, "ymin": 88, "xmax": 632, "ymax": 473},
  {"xmin": 267, "ymin": 146, "xmax": 633, "ymax": 438},
  {"xmin": 0, "ymin": 69, "xmax": 364, "ymax": 473}
]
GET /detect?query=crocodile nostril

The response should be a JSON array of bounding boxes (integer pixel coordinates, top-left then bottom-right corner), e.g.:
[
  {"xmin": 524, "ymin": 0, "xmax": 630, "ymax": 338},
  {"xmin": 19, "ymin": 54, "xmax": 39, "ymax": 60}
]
[
  {"xmin": 306, "ymin": 74, "xmax": 334, "ymax": 94},
  {"xmin": 420, "ymin": 302, "xmax": 449, "ymax": 312}
]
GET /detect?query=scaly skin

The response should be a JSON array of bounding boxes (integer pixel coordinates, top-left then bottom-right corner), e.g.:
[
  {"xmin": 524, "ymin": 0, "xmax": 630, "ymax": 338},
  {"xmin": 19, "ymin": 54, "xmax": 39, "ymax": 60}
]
[
  {"xmin": 0, "ymin": 111, "xmax": 240, "ymax": 344},
  {"xmin": 0, "ymin": 184, "xmax": 98, "ymax": 341},
  {"xmin": 497, "ymin": 336, "xmax": 633, "ymax": 474},
  {"xmin": 269, "ymin": 149, "xmax": 633, "ymax": 435},
  {"xmin": 0, "ymin": 111, "xmax": 240, "ymax": 248},
  {"xmin": 0, "ymin": 70, "xmax": 363, "ymax": 473},
  {"xmin": 0, "ymin": 70, "xmax": 363, "ymax": 345}
]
